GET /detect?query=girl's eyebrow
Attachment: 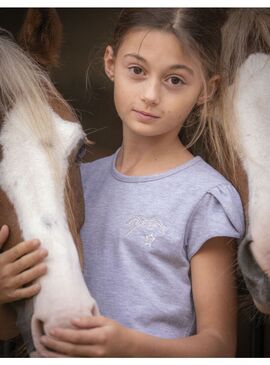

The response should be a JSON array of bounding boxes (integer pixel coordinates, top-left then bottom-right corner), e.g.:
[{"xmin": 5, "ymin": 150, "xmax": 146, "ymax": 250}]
[
  {"xmin": 124, "ymin": 53, "xmax": 194, "ymax": 76},
  {"xmin": 124, "ymin": 53, "xmax": 146, "ymax": 63},
  {"xmin": 169, "ymin": 64, "xmax": 194, "ymax": 76}
]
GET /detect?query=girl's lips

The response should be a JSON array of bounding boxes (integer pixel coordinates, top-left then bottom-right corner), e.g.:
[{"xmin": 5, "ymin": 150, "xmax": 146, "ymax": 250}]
[{"xmin": 133, "ymin": 109, "xmax": 160, "ymax": 121}]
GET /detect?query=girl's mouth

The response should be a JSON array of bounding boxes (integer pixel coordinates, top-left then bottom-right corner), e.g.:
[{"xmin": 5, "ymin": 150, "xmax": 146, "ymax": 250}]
[{"xmin": 133, "ymin": 109, "xmax": 160, "ymax": 121}]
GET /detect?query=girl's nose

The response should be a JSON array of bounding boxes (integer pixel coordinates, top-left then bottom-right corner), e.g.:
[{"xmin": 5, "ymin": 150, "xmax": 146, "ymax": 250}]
[{"xmin": 140, "ymin": 79, "xmax": 160, "ymax": 106}]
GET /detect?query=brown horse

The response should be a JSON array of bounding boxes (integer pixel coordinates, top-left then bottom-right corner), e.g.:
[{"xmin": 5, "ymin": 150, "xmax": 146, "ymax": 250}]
[{"xmin": 0, "ymin": 9, "xmax": 98, "ymax": 356}]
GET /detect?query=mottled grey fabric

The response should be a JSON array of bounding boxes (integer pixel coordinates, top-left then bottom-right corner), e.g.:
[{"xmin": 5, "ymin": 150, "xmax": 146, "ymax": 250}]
[{"xmin": 80, "ymin": 150, "xmax": 245, "ymax": 339}]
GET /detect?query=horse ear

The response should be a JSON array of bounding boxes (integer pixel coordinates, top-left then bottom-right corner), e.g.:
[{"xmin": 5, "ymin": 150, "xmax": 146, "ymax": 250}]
[{"xmin": 17, "ymin": 9, "xmax": 63, "ymax": 69}]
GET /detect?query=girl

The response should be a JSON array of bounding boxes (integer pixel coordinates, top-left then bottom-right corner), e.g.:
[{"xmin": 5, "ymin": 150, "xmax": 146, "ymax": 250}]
[
  {"xmin": 37, "ymin": 8, "xmax": 246, "ymax": 357},
  {"xmin": 0, "ymin": 8, "xmax": 249, "ymax": 357}
]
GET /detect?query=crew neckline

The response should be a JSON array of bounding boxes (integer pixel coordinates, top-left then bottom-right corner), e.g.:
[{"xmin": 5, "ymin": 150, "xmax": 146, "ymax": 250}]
[{"xmin": 111, "ymin": 148, "xmax": 202, "ymax": 183}]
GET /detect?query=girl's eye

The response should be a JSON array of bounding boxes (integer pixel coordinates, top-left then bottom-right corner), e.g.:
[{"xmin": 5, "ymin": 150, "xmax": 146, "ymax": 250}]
[
  {"xmin": 167, "ymin": 76, "xmax": 185, "ymax": 87},
  {"xmin": 129, "ymin": 66, "xmax": 144, "ymax": 75}
]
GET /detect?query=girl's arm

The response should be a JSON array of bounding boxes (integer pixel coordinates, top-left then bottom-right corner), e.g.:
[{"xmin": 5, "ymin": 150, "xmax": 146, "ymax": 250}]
[
  {"xmin": 40, "ymin": 236, "xmax": 237, "ymax": 357},
  {"xmin": 129, "ymin": 236, "xmax": 237, "ymax": 357}
]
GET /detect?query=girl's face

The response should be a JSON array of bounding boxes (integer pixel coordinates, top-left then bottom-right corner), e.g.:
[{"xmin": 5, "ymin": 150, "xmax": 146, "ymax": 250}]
[{"xmin": 104, "ymin": 28, "xmax": 205, "ymax": 140}]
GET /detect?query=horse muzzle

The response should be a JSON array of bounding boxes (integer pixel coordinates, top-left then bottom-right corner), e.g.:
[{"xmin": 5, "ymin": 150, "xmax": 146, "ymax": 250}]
[
  {"xmin": 31, "ymin": 301, "xmax": 99, "ymax": 357},
  {"xmin": 29, "ymin": 254, "xmax": 100, "ymax": 357},
  {"xmin": 238, "ymin": 235, "xmax": 270, "ymax": 314}
]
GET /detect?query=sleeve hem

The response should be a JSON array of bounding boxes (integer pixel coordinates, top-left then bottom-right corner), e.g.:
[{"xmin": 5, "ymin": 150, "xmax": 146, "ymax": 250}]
[{"xmin": 188, "ymin": 233, "xmax": 240, "ymax": 261}]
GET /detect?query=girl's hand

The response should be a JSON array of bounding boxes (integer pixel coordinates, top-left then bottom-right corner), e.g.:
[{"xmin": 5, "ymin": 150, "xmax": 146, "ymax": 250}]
[
  {"xmin": 40, "ymin": 315, "xmax": 135, "ymax": 357},
  {"xmin": 0, "ymin": 225, "xmax": 48, "ymax": 304}
]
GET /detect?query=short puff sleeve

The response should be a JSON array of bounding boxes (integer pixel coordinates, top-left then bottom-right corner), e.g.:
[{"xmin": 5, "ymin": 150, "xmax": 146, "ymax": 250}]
[{"xmin": 185, "ymin": 184, "xmax": 245, "ymax": 260}]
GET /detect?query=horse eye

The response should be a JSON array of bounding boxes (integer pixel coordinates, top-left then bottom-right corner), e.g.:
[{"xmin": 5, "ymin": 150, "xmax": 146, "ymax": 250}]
[{"xmin": 75, "ymin": 143, "xmax": 87, "ymax": 163}]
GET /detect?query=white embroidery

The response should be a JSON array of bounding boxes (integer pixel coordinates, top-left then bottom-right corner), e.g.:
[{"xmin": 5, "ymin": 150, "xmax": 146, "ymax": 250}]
[
  {"xmin": 126, "ymin": 215, "xmax": 166, "ymax": 248},
  {"xmin": 144, "ymin": 233, "xmax": 155, "ymax": 247}
]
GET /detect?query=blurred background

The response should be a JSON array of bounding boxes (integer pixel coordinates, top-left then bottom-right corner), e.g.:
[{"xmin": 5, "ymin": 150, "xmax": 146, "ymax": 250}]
[{"xmin": 0, "ymin": 8, "xmax": 269, "ymax": 358}]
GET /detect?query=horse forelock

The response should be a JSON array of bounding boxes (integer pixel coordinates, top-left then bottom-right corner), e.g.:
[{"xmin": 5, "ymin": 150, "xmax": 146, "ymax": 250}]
[{"xmin": 0, "ymin": 32, "xmax": 83, "ymax": 180}]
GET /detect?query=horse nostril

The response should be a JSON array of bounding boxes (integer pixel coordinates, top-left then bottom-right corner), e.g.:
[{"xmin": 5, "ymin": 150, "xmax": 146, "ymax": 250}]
[{"xmin": 36, "ymin": 319, "xmax": 46, "ymax": 337}]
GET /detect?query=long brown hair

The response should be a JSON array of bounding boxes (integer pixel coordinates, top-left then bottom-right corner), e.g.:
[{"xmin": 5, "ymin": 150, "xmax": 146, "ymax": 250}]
[{"xmin": 109, "ymin": 8, "xmax": 270, "ymax": 189}]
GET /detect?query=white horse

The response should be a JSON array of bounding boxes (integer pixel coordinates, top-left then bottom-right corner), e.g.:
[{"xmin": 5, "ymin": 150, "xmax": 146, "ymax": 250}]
[
  {"xmin": 233, "ymin": 53, "xmax": 270, "ymax": 315},
  {"xmin": 219, "ymin": 9, "xmax": 270, "ymax": 316}
]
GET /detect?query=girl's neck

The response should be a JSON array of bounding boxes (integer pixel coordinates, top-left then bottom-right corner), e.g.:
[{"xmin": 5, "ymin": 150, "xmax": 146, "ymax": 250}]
[{"xmin": 115, "ymin": 135, "xmax": 194, "ymax": 176}]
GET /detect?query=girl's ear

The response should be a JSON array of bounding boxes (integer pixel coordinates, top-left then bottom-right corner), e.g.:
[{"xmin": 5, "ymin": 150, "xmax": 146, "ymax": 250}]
[
  {"xmin": 104, "ymin": 45, "xmax": 115, "ymax": 81},
  {"xmin": 197, "ymin": 75, "xmax": 220, "ymax": 105}
]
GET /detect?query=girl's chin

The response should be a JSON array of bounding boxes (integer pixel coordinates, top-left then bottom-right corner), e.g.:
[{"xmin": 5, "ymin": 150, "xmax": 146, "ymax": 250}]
[{"xmin": 123, "ymin": 123, "xmax": 165, "ymax": 139}]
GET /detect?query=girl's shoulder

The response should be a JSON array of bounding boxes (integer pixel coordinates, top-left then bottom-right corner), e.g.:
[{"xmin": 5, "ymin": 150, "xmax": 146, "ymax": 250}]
[
  {"xmin": 180, "ymin": 156, "xmax": 238, "ymax": 199},
  {"xmin": 191, "ymin": 157, "xmax": 231, "ymax": 187},
  {"xmin": 79, "ymin": 153, "xmax": 115, "ymax": 196},
  {"xmin": 185, "ymin": 158, "xmax": 245, "ymax": 259},
  {"xmin": 80, "ymin": 153, "xmax": 114, "ymax": 178},
  {"xmin": 184, "ymin": 156, "xmax": 245, "ymax": 229}
]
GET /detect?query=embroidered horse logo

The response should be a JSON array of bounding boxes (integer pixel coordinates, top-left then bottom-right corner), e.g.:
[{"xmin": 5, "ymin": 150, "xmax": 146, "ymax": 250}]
[{"xmin": 126, "ymin": 215, "xmax": 167, "ymax": 248}]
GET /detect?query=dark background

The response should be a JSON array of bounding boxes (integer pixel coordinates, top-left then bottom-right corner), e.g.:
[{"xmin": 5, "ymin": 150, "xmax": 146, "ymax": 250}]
[{"xmin": 0, "ymin": 8, "xmax": 269, "ymax": 358}]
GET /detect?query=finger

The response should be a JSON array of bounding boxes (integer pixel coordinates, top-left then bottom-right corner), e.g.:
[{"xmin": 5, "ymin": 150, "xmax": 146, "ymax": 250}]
[
  {"xmin": 12, "ymin": 262, "xmax": 47, "ymax": 288},
  {"xmin": 10, "ymin": 247, "xmax": 48, "ymax": 275},
  {"xmin": 11, "ymin": 283, "xmax": 41, "ymax": 301},
  {"xmin": 0, "ymin": 225, "xmax": 9, "ymax": 248},
  {"xmin": 71, "ymin": 315, "xmax": 106, "ymax": 329},
  {"xmin": 40, "ymin": 335, "xmax": 102, "ymax": 357},
  {"xmin": 49, "ymin": 327, "xmax": 103, "ymax": 345},
  {"xmin": 40, "ymin": 336, "xmax": 70, "ymax": 357},
  {"xmin": 3, "ymin": 239, "xmax": 41, "ymax": 263},
  {"xmin": 39, "ymin": 348, "xmax": 69, "ymax": 358}
]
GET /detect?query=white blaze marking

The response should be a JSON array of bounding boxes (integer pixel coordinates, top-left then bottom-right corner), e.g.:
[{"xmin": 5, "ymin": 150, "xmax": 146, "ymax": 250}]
[{"xmin": 0, "ymin": 102, "xmax": 98, "ymax": 356}]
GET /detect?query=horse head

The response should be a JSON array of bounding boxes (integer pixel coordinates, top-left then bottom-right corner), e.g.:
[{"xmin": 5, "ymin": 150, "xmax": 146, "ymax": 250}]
[
  {"xmin": 219, "ymin": 9, "xmax": 270, "ymax": 316},
  {"xmin": 230, "ymin": 53, "xmax": 270, "ymax": 315},
  {"xmin": 0, "ymin": 9, "xmax": 98, "ymax": 356}
]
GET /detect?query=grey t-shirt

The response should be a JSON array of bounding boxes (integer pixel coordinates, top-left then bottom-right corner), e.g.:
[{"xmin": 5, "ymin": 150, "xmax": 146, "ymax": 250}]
[{"xmin": 80, "ymin": 151, "xmax": 245, "ymax": 339}]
